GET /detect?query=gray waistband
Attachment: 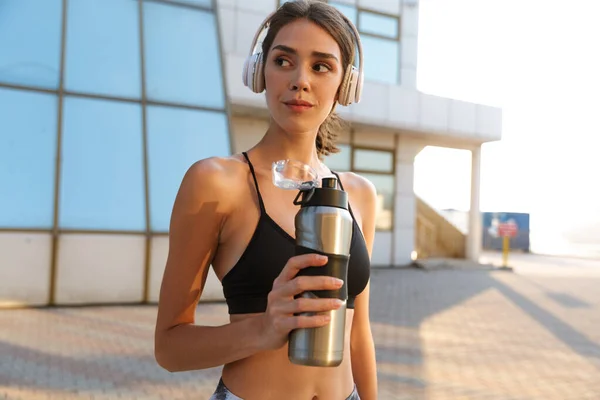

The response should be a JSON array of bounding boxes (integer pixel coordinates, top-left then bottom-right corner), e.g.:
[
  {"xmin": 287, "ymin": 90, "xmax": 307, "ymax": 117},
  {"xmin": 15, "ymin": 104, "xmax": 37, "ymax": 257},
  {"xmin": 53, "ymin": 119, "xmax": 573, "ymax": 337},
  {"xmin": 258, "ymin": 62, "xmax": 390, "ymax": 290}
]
[{"xmin": 209, "ymin": 378, "xmax": 360, "ymax": 400}]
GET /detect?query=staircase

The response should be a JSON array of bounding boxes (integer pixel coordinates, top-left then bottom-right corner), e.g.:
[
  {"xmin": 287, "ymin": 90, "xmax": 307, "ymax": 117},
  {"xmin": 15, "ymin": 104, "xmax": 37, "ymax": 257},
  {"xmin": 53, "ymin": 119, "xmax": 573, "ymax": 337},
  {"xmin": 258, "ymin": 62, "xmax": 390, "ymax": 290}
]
[{"xmin": 415, "ymin": 197, "xmax": 466, "ymax": 259}]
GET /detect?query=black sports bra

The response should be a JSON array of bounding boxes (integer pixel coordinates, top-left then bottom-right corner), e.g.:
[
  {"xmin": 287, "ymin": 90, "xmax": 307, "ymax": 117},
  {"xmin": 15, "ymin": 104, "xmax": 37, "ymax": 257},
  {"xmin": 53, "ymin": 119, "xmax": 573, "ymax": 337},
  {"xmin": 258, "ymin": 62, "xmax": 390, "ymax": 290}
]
[{"xmin": 221, "ymin": 152, "xmax": 371, "ymax": 314}]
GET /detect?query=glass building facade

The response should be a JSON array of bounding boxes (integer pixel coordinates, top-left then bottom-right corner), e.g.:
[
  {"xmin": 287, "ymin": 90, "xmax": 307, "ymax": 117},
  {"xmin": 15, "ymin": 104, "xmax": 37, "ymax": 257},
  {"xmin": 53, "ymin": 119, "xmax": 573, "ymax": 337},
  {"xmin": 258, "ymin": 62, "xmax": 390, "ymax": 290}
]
[{"xmin": 0, "ymin": 0, "xmax": 230, "ymax": 304}]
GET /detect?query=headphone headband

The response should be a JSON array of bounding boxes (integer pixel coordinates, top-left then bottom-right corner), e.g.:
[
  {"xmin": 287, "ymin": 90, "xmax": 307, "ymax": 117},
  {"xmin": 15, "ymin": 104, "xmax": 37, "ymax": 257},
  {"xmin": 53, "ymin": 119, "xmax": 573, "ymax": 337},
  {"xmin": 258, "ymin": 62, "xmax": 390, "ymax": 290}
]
[
  {"xmin": 243, "ymin": 3, "xmax": 364, "ymax": 105},
  {"xmin": 247, "ymin": 11, "xmax": 276, "ymax": 58}
]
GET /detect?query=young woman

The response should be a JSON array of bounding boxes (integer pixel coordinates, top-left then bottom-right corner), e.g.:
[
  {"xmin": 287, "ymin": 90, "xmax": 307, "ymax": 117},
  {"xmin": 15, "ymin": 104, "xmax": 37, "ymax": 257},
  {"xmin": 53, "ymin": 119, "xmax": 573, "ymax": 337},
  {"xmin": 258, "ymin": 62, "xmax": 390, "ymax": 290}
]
[{"xmin": 154, "ymin": 1, "xmax": 378, "ymax": 398}]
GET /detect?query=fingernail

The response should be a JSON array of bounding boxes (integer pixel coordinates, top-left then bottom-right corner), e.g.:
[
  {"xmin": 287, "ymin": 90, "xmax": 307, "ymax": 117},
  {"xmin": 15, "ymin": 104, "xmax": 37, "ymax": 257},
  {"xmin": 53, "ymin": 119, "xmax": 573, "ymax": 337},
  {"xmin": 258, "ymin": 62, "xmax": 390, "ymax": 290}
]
[
  {"xmin": 317, "ymin": 255, "xmax": 328, "ymax": 262},
  {"xmin": 335, "ymin": 278, "xmax": 344, "ymax": 286}
]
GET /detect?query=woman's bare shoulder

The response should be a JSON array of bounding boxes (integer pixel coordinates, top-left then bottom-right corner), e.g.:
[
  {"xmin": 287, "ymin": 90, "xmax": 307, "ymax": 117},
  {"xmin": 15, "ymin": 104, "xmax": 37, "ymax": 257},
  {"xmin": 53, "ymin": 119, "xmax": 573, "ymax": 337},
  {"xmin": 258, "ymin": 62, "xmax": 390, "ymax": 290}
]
[
  {"xmin": 336, "ymin": 171, "xmax": 377, "ymax": 223},
  {"xmin": 336, "ymin": 171, "xmax": 377, "ymax": 198},
  {"xmin": 178, "ymin": 155, "xmax": 250, "ymax": 208}
]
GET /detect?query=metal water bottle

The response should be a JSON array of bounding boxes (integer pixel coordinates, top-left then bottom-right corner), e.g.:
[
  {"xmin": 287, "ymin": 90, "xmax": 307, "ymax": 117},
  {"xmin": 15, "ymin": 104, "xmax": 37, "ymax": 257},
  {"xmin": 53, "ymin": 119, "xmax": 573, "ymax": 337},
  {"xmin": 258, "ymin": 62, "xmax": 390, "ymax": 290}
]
[{"xmin": 288, "ymin": 176, "xmax": 353, "ymax": 367}]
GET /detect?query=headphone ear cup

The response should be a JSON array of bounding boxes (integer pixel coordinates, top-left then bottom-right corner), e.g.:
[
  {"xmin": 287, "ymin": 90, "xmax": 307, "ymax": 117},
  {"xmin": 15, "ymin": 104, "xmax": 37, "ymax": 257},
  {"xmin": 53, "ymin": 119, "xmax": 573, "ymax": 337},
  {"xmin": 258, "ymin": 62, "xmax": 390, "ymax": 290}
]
[
  {"xmin": 242, "ymin": 56, "xmax": 251, "ymax": 88},
  {"xmin": 353, "ymin": 67, "xmax": 363, "ymax": 103},
  {"xmin": 242, "ymin": 55, "xmax": 255, "ymax": 90},
  {"xmin": 347, "ymin": 66, "xmax": 360, "ymax": 104},
  {"xmin": 253, "ymin": 53, "xmax": 265, "ymax": 93},
  {"xmin": 338, "ymin": 64, "xmax": 353, "ymax": 106},
  {"xmin": 242, "ymin": 53, "xmax": 265, "ymax": 93}
]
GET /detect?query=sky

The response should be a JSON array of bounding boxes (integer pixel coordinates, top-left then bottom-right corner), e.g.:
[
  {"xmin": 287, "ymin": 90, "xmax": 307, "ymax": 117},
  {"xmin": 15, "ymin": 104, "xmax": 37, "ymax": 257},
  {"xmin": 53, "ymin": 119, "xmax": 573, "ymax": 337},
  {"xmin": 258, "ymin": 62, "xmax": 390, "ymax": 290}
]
[{"xmin": 413, "ymin": 0, "xmax": 600, "ymax": 256}]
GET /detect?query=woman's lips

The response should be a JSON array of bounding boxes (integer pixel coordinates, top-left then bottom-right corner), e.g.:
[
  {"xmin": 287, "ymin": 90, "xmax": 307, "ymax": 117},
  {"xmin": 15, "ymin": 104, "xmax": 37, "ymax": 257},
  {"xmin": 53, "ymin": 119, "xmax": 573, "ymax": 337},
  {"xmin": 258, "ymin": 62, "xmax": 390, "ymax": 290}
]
[{"xmin": 283, "ymin": 100, "xmax": 314, "ymax": 112}]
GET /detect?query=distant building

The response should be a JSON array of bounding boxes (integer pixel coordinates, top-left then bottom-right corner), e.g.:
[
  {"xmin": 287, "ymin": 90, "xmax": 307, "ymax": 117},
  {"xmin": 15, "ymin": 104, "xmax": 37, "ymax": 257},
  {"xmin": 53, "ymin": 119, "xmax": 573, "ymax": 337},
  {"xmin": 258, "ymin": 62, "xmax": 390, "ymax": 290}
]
[{"xmin": 0, "ymin": 0, "xmax": 501, "ymax": 306}]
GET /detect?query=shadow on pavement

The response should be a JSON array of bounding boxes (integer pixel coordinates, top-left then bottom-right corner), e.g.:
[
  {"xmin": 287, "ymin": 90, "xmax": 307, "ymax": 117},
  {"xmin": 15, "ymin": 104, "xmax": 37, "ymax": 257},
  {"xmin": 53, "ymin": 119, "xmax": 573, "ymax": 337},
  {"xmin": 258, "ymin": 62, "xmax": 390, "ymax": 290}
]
[{"xmin": 368, "ymin": 267, "xmax": 600, "ymax": 398}]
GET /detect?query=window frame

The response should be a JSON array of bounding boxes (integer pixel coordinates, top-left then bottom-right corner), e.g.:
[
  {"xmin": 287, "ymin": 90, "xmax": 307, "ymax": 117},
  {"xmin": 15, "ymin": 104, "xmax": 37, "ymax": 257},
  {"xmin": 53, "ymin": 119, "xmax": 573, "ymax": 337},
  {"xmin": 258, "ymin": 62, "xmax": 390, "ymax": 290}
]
[
  {"xmin": 352, "ymin": 146, "xmax": 396, "ymax": 175},
  {"xmin": 351, "ymin": 145, "xmax": 396, "ymax": 232},
  {"xmin": 327, "ymin": 138, "xmax": 396, "ymax": 232},
  {"xmin": 355, "ymin": 6, "xmax": 401, "ymax": 85},
  {"xmin": 357, "ymin": 8, "xmax": 400, "ymax": 41}
]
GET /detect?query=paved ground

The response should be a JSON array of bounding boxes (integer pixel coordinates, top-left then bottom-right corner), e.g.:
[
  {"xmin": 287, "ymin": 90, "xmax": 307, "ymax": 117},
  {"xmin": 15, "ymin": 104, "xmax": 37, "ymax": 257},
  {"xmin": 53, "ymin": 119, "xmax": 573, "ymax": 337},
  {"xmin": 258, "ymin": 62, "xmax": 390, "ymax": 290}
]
[{"xmin": 2, "ymin": 252, "xmax": 600, "ymax": 399}]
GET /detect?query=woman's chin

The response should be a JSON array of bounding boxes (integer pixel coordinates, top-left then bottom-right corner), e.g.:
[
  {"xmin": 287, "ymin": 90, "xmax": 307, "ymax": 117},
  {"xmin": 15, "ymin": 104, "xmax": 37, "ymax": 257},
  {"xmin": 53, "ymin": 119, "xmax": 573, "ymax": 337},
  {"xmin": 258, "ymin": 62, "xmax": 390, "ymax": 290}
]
[
  {"xmin": 273, "ymin": 120, "xmax": 319, "ymax": 136},
  {"xmin": 282, "ymin": 125, "xmax": 319, "ymax": 136}
]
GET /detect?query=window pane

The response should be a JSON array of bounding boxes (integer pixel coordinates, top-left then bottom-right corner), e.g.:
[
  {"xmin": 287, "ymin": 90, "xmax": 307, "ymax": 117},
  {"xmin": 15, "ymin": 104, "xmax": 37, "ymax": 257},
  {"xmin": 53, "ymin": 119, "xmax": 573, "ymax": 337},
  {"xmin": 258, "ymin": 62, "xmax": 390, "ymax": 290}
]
[
  {"xmin": 147, "ymin": 106, "xmax": 230, "ymax": 231},
  {"xmin": 353, "ymin": 148, "xmax": 394, "ymax": 173},
  {"xmin": 0, "ymin": 0, "xmax": 62, "ymax": 88},
  {"xmin": 325, "ymin": 144, "xmax": 351, "ymax": 172},
  {"xmin": 0, "ymin": 89, "xmax": 57, "ymax": 228},
  {"xmin": 329, "ymin": 2, "xmax": 358, "ymax": 26},
  {"xmin": 60, "ymin": 97, "xmax": 145, "ymax": 230},
  {"xmin": 65, "ymin": 0, "xmax": 141, "ymax": 98},
  {"xmin": 361, "ymin": 36, "xmax": 399, "ymax": 84},
  {"xmin": 362, "ymin": 174, "xmax": 394, "ymax": 231},
  {"xmin": 359, "ymin": 11, "xmax": 398, "ymax": 39},
  {"xmin": 143, "ymin": 2, "xmax": 225, "ymax": 108}
]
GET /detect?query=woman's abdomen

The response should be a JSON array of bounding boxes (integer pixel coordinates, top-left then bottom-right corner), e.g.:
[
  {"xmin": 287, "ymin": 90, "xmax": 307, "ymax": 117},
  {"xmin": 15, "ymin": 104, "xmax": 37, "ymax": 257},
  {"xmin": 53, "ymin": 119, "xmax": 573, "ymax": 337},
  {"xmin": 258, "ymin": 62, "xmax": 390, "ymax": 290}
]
[{"xmin": 221, "ymin": 312, "xmax": 355, "ymax": 399}]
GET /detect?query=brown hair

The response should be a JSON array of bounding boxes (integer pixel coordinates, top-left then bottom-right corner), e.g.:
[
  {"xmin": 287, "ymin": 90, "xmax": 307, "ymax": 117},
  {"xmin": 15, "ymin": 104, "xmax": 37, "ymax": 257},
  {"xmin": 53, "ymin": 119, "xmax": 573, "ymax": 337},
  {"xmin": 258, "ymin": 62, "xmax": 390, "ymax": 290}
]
[{"xmin": 261, "ymin": 0, "xmax": 355, "ymax": 159}]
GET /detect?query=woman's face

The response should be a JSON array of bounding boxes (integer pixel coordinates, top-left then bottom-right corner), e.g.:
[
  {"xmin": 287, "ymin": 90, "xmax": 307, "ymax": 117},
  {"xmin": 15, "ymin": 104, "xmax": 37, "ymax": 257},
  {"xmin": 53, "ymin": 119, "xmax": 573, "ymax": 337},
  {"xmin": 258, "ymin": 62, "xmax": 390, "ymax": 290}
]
[{"xmin": 264, "ymin": 19, "xmax": 344, "ymax": 135}]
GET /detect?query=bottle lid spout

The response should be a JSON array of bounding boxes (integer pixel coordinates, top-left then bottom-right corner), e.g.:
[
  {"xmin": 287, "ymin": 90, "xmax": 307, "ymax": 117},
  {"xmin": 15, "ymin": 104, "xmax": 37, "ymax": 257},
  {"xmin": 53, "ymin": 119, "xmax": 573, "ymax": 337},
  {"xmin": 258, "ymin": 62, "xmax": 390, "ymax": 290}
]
[{"xmin": 321, "ymin": 177, "xmax": 338, "ymax": 189}]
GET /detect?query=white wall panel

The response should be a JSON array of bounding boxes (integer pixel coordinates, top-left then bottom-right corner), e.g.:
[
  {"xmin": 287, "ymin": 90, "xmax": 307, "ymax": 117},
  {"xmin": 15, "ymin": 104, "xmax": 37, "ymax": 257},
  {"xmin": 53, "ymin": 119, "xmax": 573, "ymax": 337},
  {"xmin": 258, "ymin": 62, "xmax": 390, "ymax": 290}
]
[
  {"xmin": 400, "ymin": 67, "xmax": 417, "ymax": 89},
  {"xmin": 234, "ymin": 10, "xmax": 268, "ymax": 56},
  {"xmin": 371, "ymin": 231, "xmax": 392, "ymax": 267},
  {"xmin": 389, "ymin": 86, "xmax": 419, "ymax": 126},
  {"xmin": 420, "ymin": 93, "xmax": 449, "ymax": 132},
  {"xmin": 351, "ymin": 81, "xmax": 389, "ymax": 122},
  {"xmin": 394, "ymin": 195, "xmax": 416, "ymax": 229},
  {"xmin": 449, "ymin": 99, "xmax": 477, "ymax": 135},
  {"xmin": 55, "ymin": 234, "xmax": 145, "ymax": 304},
  {"xmin": 401, "ymin": 4, "xmax": 419, "ymax": 37},
  {"xmin": 401, "ymin": 36, "xmax": 418, "ymax": 69},
  {"xmin": 217, "ymin": 6, "xmax": 236, "ymax": 54},
  {"xmin": 0, "ymin": 233, "xmax": 51, "ymax": 307},
  {"xmin": 476, "ymin": 105, "xmax": 503, "ymax": 140}
]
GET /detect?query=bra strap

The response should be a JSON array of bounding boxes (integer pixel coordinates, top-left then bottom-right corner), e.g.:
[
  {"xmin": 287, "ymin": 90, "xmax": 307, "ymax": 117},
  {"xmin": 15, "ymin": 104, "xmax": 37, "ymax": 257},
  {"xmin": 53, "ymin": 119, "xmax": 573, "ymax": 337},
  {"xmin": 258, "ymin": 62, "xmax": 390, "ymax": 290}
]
[
  {"xmin": 242, "ymin": 152, "xmax": 266, "ymax": 214},
  {"xmin": 331, "ymin": 171, "xmax": 357, "ymax": 221}
]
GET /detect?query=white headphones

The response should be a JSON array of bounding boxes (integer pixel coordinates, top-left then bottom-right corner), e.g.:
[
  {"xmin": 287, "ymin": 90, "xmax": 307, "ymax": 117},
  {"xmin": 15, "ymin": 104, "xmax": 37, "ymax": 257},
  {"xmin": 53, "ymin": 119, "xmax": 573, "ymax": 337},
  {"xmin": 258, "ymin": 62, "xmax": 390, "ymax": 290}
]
[{"xmin": 242, "ymin": 5, "xmax": 364, "ymax": 106}]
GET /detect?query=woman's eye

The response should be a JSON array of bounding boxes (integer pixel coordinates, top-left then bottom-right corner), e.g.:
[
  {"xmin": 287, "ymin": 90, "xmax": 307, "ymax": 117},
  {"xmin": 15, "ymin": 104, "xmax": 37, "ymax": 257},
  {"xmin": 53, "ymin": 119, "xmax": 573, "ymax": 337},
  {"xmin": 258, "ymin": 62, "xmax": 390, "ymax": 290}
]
[
  {"xmin": 313, "ymin": 63, "xmax": 331, "ymax": 73},
  {"xmin": 275, "ymin": 57, "xmax": 291, "ymax": 67}
]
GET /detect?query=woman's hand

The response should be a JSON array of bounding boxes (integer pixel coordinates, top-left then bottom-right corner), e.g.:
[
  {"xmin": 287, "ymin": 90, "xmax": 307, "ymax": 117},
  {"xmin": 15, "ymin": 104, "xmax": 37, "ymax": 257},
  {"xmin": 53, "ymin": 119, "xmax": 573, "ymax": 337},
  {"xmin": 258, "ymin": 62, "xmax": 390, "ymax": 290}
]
[{"xmin": 258, "ymin": 253, "xmax": 344, "ymax": 351}]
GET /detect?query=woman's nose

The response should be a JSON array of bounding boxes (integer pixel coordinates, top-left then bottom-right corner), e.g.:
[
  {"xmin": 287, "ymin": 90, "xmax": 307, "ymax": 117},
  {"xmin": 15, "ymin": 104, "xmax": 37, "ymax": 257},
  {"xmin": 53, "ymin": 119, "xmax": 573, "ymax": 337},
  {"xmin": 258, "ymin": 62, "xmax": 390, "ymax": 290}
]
[{"xmin": 289, "ymin": 66, "xmax": 310, "ymax": 92}]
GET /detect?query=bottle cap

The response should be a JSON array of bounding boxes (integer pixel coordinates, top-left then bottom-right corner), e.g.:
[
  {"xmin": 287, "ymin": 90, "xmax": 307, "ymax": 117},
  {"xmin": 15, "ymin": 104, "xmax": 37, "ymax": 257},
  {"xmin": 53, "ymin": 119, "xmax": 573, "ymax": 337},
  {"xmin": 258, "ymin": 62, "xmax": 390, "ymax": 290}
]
[{"xmin": 293, "ymin": 176, "xmax": 348, "ymax": 209}]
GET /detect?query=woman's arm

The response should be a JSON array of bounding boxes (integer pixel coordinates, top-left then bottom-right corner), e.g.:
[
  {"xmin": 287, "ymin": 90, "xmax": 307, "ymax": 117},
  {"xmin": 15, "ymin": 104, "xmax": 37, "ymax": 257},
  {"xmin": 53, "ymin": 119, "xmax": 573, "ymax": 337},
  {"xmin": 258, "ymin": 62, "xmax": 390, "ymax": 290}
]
[
  {"xmin": 154, "ymin": 158, "xmax": 266, "ymax": 372},
  {"xmin": 154, "ymin": 158, "xmax": 344, "ymax": 372},
  {"xmin": 350, "ymin": 176, "xmax": 378, "ymax": 400}
]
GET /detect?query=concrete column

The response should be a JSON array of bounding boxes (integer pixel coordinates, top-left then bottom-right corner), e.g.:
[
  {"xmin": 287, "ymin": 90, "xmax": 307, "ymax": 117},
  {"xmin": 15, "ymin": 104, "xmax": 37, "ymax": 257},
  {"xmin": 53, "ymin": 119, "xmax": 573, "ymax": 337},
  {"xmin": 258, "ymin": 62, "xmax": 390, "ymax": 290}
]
[
  {"xmin": 466, "ymin": 145, "xmax": 482, "ymax": 262},
  {"xmin": 400, "ymin": 0, "xmax": 420, "ymax": 89},
  {"xmin": 393, "ymin": 137, "xmax": 425, "ymax": 266}
]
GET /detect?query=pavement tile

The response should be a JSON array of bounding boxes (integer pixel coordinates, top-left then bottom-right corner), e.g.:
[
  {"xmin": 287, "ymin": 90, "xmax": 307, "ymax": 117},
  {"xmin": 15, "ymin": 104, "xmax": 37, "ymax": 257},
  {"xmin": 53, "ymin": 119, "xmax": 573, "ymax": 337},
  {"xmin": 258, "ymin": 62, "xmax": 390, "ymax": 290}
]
[{"xmin": 1, "ymin": 258, "xmax": 600, "ymax": 399}]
